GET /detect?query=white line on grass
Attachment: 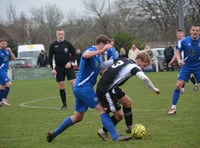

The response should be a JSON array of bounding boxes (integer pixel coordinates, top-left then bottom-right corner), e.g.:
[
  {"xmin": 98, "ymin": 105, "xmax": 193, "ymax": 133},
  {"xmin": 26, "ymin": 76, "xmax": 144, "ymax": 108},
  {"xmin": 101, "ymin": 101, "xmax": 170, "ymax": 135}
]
[
  {"xmin": 19, "ymin": 96, "xmax": 61, "ymax": 110},
  {"xmin": 19, "ymin": 96, "xmax": 168, "ymax": 112}
]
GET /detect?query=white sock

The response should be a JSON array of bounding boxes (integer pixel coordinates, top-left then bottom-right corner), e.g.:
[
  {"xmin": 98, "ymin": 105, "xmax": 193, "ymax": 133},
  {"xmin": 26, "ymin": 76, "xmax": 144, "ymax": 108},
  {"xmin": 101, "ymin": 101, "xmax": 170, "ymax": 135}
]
[{"xmin": 172, "ymin": 105, "xmax": 176, "ymax": 109}]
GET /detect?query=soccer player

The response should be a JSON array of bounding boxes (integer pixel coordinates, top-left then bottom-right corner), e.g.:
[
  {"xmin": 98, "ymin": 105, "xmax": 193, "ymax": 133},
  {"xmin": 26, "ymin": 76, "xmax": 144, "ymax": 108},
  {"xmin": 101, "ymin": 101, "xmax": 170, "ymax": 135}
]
[
  {"xmin": 0, "ymin": 39, "xmax": 16, "ymax": 106},
  {"xmin": 47, "ymin": 35, "xmax": 132, "ymax": 142},
  {"xmin": 49, "ymin": 28, "xmax": 76, "ymax": 109},
  {"xmin": 168, "ymin": 29, "xmax": 198, "ymax": 93},
  {"xmin": 96, "ymin": 52, "xmax": 160, "ymax": 141},
  {"xmin": 168, "ymin": 25, "xmax": 200, "ymax": 114}
]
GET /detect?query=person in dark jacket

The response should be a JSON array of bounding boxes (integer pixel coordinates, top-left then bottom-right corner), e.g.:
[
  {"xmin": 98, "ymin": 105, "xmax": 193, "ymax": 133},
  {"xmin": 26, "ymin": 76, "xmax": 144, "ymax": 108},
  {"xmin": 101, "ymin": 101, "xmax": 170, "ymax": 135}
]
[{"xmin": 164, "ymin": 42, "xmax": 174, "ymax": 71}]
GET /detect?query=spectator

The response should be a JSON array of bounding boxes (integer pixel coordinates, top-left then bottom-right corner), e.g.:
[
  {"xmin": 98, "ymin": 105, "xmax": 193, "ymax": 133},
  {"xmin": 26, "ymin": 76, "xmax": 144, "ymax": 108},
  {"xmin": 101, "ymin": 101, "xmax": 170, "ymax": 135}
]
[
  {"xmin": 164, "ymin": 42, "xmax": 174, "ymax": 71},
  {"xmin": 128, "ymin": 44, "xmax": 140, "ymax": 61},
  {"xmin": 119, "ymin": 47, "xmax": 127, "ymax": 58},
  {"xmin": 37, "ymin": 50, "xmax": 49, "ymax": 67},
  {"xmin": 144, "ymin": 44, "xmax": 153, "ymax": 59}
]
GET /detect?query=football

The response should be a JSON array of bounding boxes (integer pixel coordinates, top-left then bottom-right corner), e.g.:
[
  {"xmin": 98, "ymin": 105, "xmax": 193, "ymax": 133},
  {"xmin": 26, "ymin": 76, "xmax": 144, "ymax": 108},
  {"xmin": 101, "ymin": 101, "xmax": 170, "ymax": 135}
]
[{"xmin": 131, "ymin": 123, "xmax": 146, "ymax": 139}]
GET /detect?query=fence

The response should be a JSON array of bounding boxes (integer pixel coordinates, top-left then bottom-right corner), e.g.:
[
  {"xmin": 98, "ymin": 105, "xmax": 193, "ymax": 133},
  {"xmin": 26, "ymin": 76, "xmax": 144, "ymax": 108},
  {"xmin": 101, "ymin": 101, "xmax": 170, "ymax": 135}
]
[{"xmin": 9, "ymin": 67, "xmax": 53, "ymax": 80}]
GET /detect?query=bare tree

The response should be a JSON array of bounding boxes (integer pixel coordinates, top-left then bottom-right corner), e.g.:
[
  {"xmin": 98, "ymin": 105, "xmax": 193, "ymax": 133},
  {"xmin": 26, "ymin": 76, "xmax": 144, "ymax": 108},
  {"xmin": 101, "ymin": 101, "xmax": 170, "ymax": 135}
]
[{"xmin": 82, "ymin": 0, "xmax": 110, "ymax": 33}]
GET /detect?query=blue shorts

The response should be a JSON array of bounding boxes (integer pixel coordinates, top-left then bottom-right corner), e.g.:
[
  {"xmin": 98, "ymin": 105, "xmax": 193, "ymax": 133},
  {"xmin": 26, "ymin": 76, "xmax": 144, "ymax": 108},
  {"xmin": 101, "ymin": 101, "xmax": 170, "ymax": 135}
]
[
  {"xmin": 73, "ymin": 85, "xmax": 99, "ymax": 112},
  {"xmin": 178, "ymin": 65, "xmax": 200, "ymax": 83},
  {"xmin": 0, "ymin": 71, "xmax": 10, "ymax": 85}
]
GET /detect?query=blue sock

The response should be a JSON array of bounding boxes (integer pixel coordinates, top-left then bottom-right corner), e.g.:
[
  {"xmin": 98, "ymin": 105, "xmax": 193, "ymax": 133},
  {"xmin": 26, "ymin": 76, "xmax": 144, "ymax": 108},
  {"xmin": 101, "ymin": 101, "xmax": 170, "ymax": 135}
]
[
  {"xmin": 0, "ymin": 89, "xmax": 3, "ymax": 102},
  {"xmin": 100, "ymin": 113, "xmax": 118, "ymax": 140},
  {"xmin": 53, "ymin": 117, "xmax": 73, "ymax": 136},
  {"xmin": 172, "ymin": 89, "xmax": 180, "ymax": 105},
  {"xmin": 3, "ymin": 87, "xmax": 10, "ymax": 99}
]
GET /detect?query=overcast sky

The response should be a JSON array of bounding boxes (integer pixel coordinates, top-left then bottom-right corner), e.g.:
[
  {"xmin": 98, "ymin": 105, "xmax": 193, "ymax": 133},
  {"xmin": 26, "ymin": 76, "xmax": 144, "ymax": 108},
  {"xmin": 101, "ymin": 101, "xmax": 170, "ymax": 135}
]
[{"xmin": 0, "ymin": 0, "xmax": 89, "ymax": 20}]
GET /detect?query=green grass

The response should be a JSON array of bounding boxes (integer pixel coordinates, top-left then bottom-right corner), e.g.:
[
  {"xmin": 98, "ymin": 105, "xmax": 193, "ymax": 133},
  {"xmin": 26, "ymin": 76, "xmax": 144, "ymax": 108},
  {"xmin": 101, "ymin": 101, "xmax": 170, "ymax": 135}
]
[{"xmin": 0, "ymin": 71, "xmax": 200, "ymax": 148}]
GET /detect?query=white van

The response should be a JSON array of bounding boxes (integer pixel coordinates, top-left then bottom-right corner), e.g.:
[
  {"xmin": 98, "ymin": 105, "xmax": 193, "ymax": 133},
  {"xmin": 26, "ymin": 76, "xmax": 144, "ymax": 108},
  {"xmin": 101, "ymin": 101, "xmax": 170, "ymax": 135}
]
[{"xmin": 17, "ymin": 44, "xmax": 45, "ymax": 67}]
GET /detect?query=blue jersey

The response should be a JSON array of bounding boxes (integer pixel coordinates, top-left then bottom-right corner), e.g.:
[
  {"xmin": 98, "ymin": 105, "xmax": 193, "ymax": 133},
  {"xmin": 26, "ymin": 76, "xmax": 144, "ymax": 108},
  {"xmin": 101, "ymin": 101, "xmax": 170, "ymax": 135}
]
[
  {"xmin": 105, "ymin": 47, "xmax": 118, "ymax": 60},
  {"xmin": 179, "ymin": 36, "xmax": 200, "ymax": 67},
  {"xmin": 0, "ymin": 48, "xmax": 11, "ymax": 71},
  {"xmin": 74, "ymin": 46, "xmax": 103, "ymax": 87}
]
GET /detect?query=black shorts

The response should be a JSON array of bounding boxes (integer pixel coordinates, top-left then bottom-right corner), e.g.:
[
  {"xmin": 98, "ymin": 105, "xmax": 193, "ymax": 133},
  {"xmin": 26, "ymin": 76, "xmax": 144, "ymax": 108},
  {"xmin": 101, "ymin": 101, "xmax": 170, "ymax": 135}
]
[
  {"xmin": 55, "ymin": 66, "xmax": 76, "ymax": 82},
  {"xmin": 96, "ymin": 87, "xmax": 125, "ymax": 113}
]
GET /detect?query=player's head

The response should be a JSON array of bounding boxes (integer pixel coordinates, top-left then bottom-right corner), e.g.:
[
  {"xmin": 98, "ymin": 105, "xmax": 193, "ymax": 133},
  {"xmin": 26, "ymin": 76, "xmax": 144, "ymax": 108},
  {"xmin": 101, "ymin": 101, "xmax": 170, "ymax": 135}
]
[
  {"xmin": 190, "ymin": 24, "xmax": 200, "ymax": 40},
  {"xmin": 135, "ymin": 51, "xmax": 151, "ymax": 69},
  {"xmin": 56, "ymin": 28, "xmax": 65, "ymax": 42},
  {"xmin": 95, "ymin": 35, "xmax": 110, "ymax": 45},
  {"xmin": 0, "ymin": 39, "xmax": 8, "ymax": 50},
  {"xmin": 176, "ymin": 29, "xmax": 184, "ymax": 40}
]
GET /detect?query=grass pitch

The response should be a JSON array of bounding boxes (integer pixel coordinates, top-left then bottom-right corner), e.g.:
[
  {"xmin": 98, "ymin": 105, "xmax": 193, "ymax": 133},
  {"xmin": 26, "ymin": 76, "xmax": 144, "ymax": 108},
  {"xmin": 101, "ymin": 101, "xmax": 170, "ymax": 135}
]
[{"xmin": 0, "ymin": 71, "xmax": 200, "ymax": 148}]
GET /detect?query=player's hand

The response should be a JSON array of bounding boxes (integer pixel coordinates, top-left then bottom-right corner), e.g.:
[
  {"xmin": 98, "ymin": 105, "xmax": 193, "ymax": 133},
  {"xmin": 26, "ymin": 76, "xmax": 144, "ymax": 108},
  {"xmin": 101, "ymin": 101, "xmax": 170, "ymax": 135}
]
[
  {"xmin": 51, "ymin": 69, "xmax": 57, "ymax": 75},
  {"xmin": 178, "ymin": 60, "xmax": 184, "ymax": 67},
  {"xmin": 102, "ymin": 44, "xmax": 112, "ymax": 52},
  {"xmin": 168, "ymin": 62, "xmax": 172, "ymax": 68},
  {"xmin": 65, "ymin": 62, "xmax": 71, "ymax": 69},
  {"xmin": 154, "ymin": 88, "xmax": 160, "ymax": 94}
]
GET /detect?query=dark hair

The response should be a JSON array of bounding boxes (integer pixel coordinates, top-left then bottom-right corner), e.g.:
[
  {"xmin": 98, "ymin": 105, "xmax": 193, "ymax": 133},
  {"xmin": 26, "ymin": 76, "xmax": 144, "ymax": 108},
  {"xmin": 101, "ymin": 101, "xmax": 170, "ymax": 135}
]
[
  {"xmin": 0, "ymin": 38, "xmax": 7, "ymax": 43},
  {"xmin": 56, "ymin": 28, "xmax": 64, "ymax": 31},
  {"xmin": 95, "ymin": 35, "xmax": 110, "ymax": 45}
]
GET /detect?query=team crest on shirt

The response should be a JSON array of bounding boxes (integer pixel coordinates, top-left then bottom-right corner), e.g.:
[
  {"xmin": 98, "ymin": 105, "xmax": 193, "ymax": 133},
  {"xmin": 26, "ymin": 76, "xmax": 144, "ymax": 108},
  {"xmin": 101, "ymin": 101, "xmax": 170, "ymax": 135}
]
[{"xmin": 64, "ymin": 48, "xmax": 68, "ymax": 53}]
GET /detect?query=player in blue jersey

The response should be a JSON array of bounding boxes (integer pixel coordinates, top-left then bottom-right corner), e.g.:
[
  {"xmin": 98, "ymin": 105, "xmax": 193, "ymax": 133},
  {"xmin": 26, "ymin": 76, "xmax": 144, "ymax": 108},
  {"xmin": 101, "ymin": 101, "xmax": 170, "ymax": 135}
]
[
  {"xmin": 96, "ymin": 52, "xmax": 160, "ymax": 141},
  {"xmin": 168, "ymin": 29, "xmax": 198, "ymax": 93},
  {"xmin": 168, "ymin": 25, "xmax": 200, "ymax": 114},
  {"xmin": 0, "ymin": 39, "xmax": 16, "ymax": 107},
  {"xmin": 47, "ymin": 35, "xmax": 132, "ymax": 142},
  {"xmin": 104, "ymin": 38, "xmax": 118, "ymax": 61}
]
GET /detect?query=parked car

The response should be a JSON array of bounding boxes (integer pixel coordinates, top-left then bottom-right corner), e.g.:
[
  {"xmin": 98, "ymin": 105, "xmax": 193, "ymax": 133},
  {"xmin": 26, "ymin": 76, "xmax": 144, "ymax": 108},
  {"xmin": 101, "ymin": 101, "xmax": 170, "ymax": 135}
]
[
  {"xmin": 144, "ymin": 47, "xmax": 178, "ymax": 72},
  {"xmin": 9, "ymin": 58, "xmax": 33, "ymax": 68},
  {"xmin": 151, "ymin": 48, "xmax": 165, "ymax": 72}
]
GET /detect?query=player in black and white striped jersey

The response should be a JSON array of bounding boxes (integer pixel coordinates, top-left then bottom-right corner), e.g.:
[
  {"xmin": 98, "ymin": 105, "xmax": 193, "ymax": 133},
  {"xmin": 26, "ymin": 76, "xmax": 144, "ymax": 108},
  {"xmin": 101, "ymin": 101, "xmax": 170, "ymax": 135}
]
[{"xmin": 97, "ymin": 52, "xmax": 160, "ymax": 141}]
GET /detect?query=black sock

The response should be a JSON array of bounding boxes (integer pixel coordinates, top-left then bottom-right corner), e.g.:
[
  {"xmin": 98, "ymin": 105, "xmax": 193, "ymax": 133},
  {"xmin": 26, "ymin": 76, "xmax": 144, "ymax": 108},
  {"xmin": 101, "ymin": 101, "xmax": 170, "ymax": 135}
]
[
  {"xmin": 190, "ymin": 76, "xmax": 196, "ymax": 85},
  {"xmin": 103, "ymin": 115, "xmax": 120, "ymax": 132},
  {"xmin": 123, "ymin": 107, "xmax": 133, "ymax": 128},
  {"xmin": 59, "ymin": 89, "xmax": 66, "ymax": 106}
]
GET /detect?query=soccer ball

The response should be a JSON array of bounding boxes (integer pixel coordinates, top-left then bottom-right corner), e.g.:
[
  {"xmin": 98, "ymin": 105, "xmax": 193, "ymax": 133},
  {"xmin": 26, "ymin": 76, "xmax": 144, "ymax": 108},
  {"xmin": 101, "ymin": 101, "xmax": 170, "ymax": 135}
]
[{"xmin": 131, "ymin": 124, "xmax": 146, "ymax": 139}]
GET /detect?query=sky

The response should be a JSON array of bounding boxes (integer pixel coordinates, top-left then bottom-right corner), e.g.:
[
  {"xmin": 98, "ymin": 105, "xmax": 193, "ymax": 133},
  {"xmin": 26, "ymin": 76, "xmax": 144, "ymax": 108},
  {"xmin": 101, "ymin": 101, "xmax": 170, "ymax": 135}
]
[{"xmin": 0, "ymin": 0, "xmax": 90, "ymax": 20}]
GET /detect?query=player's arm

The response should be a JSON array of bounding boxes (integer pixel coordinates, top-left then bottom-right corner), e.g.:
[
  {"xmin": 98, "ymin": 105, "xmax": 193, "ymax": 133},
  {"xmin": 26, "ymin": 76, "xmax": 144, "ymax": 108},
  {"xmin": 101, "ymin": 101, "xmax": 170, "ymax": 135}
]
[
  {"xmin": 176, "ymin": 50, "xmax": 184, "ymax": 67},
  {"xmin": 168, "ymin": 54, "xmax": 176, "ymax": 68},
  {"xmin": 48, "ymin": 45, "xmax": 54, "ymax": 69},
  {"xmin": 7, "ymin": 47, "xmax": 16, "ymax": 60},
  {"xmin": 136, "ymin": 71, "xmax": 160, "ymax": 94},
  {"xmin": 83, "ymin": 44, "xmax": 112, "ymax": 59}
]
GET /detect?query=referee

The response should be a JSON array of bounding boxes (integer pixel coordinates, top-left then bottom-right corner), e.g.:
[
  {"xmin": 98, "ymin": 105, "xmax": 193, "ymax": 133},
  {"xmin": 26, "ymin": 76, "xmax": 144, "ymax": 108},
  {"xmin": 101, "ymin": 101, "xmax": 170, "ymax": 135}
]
[{"xmin": 49, "ymin": 28, "xmax": 76, "ymax": 109}]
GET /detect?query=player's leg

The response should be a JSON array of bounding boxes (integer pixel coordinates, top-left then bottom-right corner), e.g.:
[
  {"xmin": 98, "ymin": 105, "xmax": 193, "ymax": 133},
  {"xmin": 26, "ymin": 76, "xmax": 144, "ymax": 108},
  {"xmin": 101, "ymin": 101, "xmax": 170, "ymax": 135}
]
[
  {"xmin": 168, "ymin": 68, "xmax": 190, "ymax": 114},
  {"xmin": 119, "ymin": 95, "xmax": 133, "ymax": 133},
  {"xmin": 0, "ymin": 87, "xmax": 3, "ymax": 106},
  {"xmin": 2, "ymin": 81, "xmax": 12, "ymax": 106},
  {"xmin": 58, "ymin": 81, "xmax": 67, "ymax": 109},
  {"xmin": 96, "ymin": 103, "xmax": 131, "ymax": 141},
  {"xmin": 189, "ymin": 74, "xmax": 198, "ymax": 92},
  {"xmin": 47, "ymin": 88, "xmax": 87, "ymax": 142},
  {"xmin": 47, "ymin": 112, "xmax": 84, "ymax": 142},
  {"xmin": 193, "ymin": 70, "xmax": 200, "ymax": 91}
]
